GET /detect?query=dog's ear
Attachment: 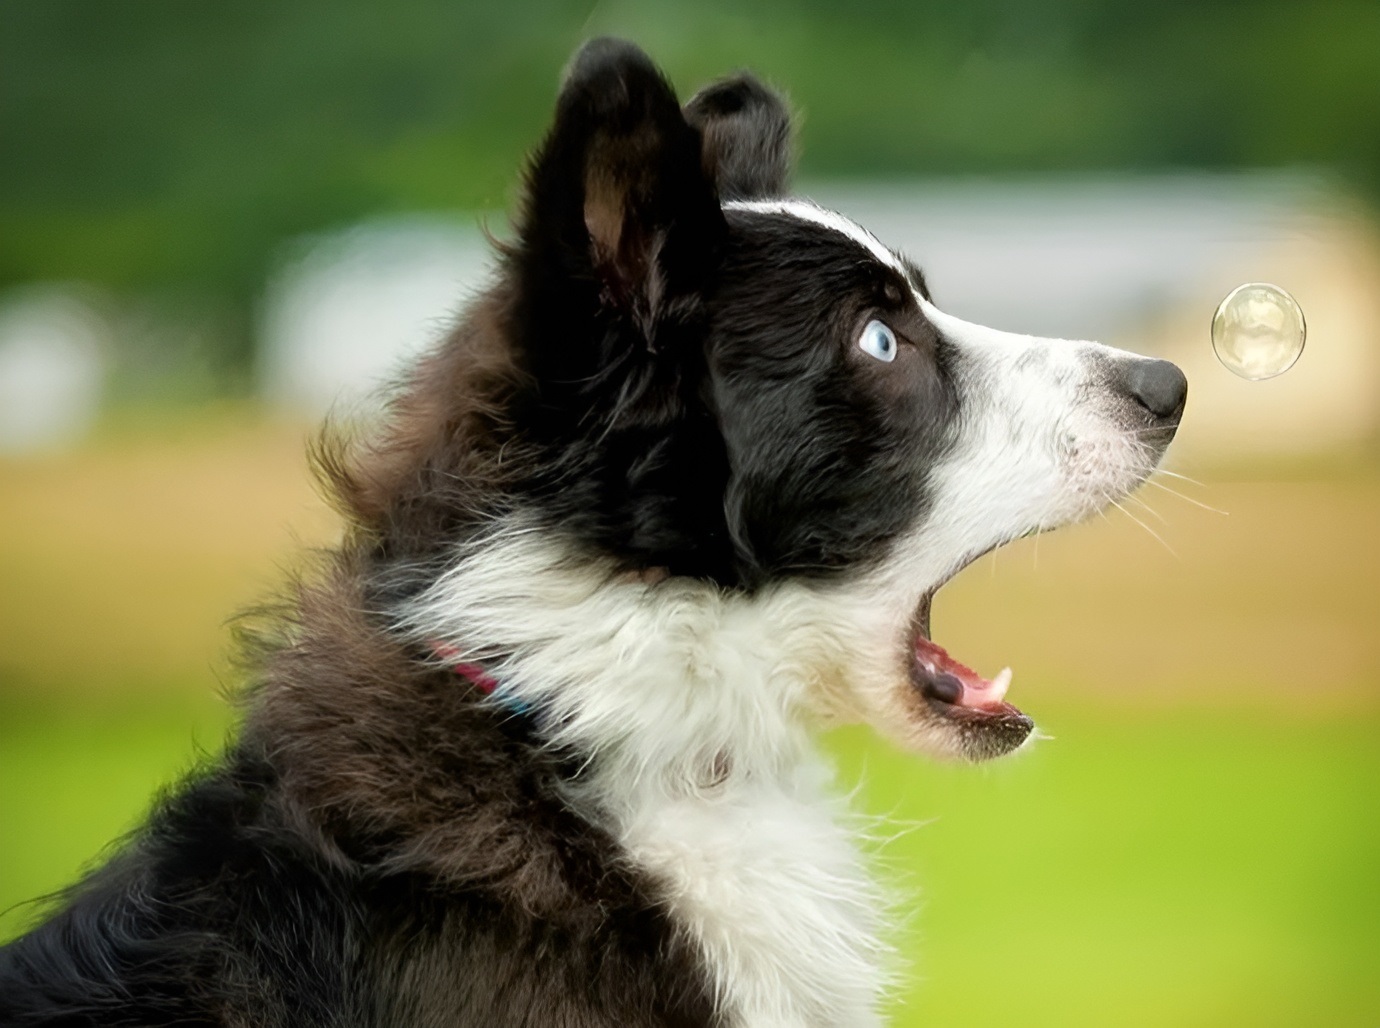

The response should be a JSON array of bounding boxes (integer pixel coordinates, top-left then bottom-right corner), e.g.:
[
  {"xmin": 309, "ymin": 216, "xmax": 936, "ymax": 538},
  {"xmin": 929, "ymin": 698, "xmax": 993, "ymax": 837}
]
[
  {"xmin": 683, "ymin": 74, "xmax": 793, "ymax": 200},
  {"xmin": 517, "ymin": 38, "xmax": 724, "ymax": 350}
]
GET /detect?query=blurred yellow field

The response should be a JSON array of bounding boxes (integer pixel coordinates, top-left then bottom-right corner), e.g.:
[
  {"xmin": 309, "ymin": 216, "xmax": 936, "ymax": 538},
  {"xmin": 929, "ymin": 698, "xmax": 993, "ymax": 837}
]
[{"xmin": 2, "ymin": 412, "xmax": 1375, "ymax": 705}]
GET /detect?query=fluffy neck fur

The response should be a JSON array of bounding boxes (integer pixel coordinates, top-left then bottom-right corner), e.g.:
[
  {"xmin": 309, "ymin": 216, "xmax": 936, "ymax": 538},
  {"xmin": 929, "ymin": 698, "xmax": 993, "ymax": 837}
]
[{"xmin": 397, "ymin": 517, "xmax": 895, "ymax": 1027}]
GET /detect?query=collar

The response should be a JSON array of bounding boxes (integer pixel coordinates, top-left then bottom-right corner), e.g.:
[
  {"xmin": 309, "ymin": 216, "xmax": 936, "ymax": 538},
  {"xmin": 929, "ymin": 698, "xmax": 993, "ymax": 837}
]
[{"xmin": 428, "ymin": 640, "xmax": 530, "ymax": 715}]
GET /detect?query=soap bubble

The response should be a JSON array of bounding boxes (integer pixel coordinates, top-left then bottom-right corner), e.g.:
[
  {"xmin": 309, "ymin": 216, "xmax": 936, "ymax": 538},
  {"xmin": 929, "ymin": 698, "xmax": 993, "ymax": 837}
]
[{"xmin": 1211, "ymin": 282, "xmax": 1305, "ymax": 381}]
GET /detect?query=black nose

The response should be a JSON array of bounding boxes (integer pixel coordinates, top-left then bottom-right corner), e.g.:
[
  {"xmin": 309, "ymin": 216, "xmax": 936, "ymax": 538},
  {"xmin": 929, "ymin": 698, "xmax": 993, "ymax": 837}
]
[{"xmin": 1119, "ymin": 358, "xmax": 1187, "ymax": 421}]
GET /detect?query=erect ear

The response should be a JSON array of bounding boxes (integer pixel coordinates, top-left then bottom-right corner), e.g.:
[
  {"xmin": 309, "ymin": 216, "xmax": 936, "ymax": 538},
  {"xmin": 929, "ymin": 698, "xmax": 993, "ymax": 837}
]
[
  {"xmin": 517, "ymin": 38, "xmax": 725, "ymax": 347},
  {"xmin": 683, "ymin": 73, "xmax": 793, "ymax": 201}
]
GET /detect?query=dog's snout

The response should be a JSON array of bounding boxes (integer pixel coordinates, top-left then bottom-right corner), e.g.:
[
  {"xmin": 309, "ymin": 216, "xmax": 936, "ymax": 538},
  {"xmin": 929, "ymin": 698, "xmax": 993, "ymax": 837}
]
[{"xmin": 1117, "ymin": 357, "xmax": 1187, "ymax": 422}]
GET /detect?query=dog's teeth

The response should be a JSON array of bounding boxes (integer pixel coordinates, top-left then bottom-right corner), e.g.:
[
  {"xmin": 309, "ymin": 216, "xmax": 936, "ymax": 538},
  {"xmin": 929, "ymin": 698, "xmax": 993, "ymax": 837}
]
[{"xmin": 990, "ymin": 666, "xmax": 1013, "ymax": 701}]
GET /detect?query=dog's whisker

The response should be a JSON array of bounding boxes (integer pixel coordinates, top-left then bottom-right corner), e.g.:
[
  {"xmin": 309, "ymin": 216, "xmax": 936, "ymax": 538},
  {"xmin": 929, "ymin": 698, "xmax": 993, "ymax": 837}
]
[
  {"xmin": 1153, "ymin": 467, "xmax": 1209, "ymax": 488},
  {"xmin": 1126, "ymin": 492, "xmax": 1167, "ymax": 523},
  {"xmin": 1110, "ymin": 497, "xmax": 1178, "ymax": 557},
  {"xmin": 1144, "ymin": 476, "xmax": 1229, "ymax": 515}
]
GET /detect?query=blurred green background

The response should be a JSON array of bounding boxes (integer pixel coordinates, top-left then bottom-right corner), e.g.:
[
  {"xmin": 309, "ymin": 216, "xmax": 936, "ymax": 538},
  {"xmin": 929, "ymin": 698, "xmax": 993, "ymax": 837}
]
[{"xmin": 2, "ymin": 2, "xmax": 1378, "ymax": 1024}]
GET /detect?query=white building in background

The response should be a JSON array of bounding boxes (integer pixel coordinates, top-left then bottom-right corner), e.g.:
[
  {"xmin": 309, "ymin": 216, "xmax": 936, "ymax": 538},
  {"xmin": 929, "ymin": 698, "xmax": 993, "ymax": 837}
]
[
  {"xmin": 257, "ymin": 173, "xmax": 1380, "ymax": 462},
  {"xmin": 0, "ymin": 286, "xmax": 107, "ymax": 454},
  {"xmin": 257, "ymin": 216, "xmax": 499, "ymax": 418}
]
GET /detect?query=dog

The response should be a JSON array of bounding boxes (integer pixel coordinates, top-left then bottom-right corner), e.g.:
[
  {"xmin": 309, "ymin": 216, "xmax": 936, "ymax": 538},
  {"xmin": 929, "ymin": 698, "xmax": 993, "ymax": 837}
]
[{"xmin": 0, "ymin": 38, "xmax": 1185, "ymax": 1028}]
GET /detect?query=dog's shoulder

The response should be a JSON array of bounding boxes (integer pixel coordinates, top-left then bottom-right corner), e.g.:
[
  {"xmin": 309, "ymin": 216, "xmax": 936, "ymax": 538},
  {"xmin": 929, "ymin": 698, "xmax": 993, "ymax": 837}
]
[
  {"xmin": 0, "ymin": 755, "xmax": 356, "ymax": 1026},
  {"xmin": 0, "ymin": 711, "xmax": 720, "ymax": 1028}
]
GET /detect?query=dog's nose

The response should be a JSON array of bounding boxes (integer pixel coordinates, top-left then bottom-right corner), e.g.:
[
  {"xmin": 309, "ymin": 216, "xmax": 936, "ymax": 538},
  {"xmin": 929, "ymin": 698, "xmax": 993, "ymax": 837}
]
[{"xmin": 1118, "ymin": 357, "xmax": 1187, "ymax": 422}]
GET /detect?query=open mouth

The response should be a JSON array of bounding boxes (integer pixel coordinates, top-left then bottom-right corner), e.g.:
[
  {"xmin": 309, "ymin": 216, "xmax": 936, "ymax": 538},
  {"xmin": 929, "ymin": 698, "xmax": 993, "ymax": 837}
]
[{"xmin": 909, "ymin": 589, "xmax": 1036, "ymax": 758}]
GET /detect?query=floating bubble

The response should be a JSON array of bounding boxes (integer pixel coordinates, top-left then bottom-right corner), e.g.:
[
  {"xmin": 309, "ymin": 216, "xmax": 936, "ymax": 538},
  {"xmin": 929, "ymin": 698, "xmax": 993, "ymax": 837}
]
[{"xmin": 1211, "ymin": 282, "xmax": 1305, "ymax": 381}]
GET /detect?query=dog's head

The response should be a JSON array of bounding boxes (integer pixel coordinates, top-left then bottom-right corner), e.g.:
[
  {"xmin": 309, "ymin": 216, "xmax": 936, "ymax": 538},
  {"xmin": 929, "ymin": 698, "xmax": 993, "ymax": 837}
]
[{"xmin": 380, "ymin": 39, "xmax": 1185, "ymax": 762}]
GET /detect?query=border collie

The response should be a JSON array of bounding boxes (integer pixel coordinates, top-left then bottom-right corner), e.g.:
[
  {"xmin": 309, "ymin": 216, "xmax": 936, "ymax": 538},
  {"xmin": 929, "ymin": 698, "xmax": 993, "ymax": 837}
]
[{"xmin": 0, "ymin": 39, "xmax": 1185, "ymax": 1027}]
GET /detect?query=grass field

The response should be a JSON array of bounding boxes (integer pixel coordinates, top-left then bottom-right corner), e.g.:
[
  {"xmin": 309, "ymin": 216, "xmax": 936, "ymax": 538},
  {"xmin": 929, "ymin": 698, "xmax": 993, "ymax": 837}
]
[{"xmin": 2, "ymin": 412, "xmax": 1378, "ymax": 1024}]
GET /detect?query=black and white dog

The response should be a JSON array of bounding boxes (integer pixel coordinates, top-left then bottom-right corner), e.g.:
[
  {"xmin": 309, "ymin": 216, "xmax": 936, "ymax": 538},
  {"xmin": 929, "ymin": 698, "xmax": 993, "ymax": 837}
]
[{"xmin": 0, "ymin": 39, "xmax": 1185, "ymax": 1027}]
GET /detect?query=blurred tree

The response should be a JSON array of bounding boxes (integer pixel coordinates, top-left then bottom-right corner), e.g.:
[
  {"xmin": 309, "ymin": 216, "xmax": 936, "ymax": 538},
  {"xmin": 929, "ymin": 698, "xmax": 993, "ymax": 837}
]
[{"xmin": 2, "ymin": 0, "xmax": 1377, "ymax": 384}]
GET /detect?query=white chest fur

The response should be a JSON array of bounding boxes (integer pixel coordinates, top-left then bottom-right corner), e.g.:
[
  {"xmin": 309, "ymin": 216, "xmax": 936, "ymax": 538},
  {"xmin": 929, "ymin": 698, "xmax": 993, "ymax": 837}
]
[
  {"xmin": 613, "ymin": 759, "xmax": 888, "ymax": 1028},
  {"xmin": 402, "ymin": 529, "xmax": 899, "ymax": 1024}
]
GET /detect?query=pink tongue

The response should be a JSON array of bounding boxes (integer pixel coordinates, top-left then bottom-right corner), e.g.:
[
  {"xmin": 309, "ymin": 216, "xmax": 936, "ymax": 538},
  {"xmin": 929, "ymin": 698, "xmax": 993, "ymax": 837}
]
[{"xmin": 915, "ymin": 637, "xmax": 1012, "ymax": 709}]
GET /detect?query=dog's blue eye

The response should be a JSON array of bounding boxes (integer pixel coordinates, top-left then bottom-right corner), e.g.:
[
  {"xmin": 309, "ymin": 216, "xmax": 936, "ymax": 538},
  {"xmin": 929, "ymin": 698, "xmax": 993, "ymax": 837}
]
[{"xmin": 858, "ymin": 320, "xmax": 897, "ymax": 362}]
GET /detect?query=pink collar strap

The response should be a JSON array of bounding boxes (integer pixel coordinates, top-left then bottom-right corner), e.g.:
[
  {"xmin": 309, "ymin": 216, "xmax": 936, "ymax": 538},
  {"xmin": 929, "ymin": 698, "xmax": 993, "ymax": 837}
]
[
  {"xmin": 428, "ymin": 641, "xmax": 501, "ymax": 694},
  {"xmin": 426, "ymin": 641, "xmax": 530, "ymax": 717}
]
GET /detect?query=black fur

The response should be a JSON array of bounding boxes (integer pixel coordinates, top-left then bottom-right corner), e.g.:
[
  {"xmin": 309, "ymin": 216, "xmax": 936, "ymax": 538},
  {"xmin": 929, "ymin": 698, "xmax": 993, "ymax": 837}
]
[
  {"xmin": 1, "ymin": 743, "xmax": 717, "ymax": 1028},
  {"xmin": 503, "ymin": 41, "xmax": 955, "ymax": 586},
  {"xmin": 684, "ymin": 74, "xmax": 793, "ymax": 201},
  {"xmin": 710, "ymin": 212, "xmax": 956, "ymax": 575}
]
